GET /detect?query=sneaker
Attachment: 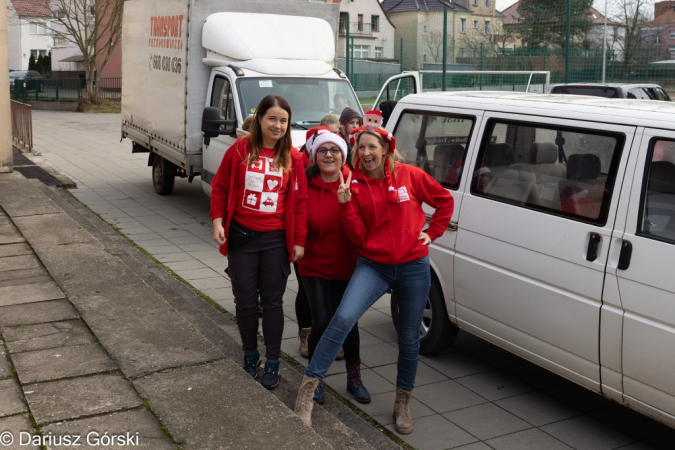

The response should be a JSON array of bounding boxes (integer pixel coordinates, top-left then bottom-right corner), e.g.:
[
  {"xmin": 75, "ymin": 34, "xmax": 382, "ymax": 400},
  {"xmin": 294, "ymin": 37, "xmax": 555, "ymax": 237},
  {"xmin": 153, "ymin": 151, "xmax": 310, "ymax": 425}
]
[
  {"xmin": 347, "ymin": 364, "xmax": 371, "ymax": 404},
  {"xmin": 260, "ymin": 359, "xmax": 281, "ymax": 390},
  {"xmin": 243, "ymin": 350, "xmax": 261, "ymax": 380},
  {"xmin": 313, "ymin": 381, "xmax": 326, "ymax": 405}
]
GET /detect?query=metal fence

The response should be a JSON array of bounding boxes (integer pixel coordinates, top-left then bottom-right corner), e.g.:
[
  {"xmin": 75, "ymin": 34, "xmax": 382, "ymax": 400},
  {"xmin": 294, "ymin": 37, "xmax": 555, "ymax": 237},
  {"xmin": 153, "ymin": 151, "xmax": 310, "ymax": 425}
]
[
  {"xmin": 10, "ymin": 100, "xmax": 32, "ymax": 152},
  {"xmin": 11, "ymin": 78, "xmax": 122, "ymax": 103}
]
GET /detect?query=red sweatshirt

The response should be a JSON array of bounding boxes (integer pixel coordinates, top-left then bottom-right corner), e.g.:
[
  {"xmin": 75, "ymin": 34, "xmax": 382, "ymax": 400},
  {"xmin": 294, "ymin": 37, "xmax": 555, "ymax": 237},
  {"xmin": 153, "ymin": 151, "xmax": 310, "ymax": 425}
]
[
  {"xmin": 298, "ymin": 166, "xmax": 358, "ymax": 280},
  {"xmin": 209, "ymin": 137, "xmax": 308, "ymax": 261},
  {"xmin": 338, "ymin": 163, "xmax": 454, "ymax": 265}
]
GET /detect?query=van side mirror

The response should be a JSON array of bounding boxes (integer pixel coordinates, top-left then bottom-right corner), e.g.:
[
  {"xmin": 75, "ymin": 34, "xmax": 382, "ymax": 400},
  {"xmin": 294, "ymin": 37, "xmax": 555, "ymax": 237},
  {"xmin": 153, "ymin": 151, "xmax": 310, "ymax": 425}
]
[{"xmin": 202, "ymin": 107, "xmax": 237, "ymax": 145}]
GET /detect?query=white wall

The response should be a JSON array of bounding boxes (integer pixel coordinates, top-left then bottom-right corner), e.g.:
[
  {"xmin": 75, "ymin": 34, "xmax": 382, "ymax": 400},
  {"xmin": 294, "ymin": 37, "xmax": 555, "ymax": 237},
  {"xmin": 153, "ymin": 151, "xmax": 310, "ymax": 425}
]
[{"xmin": 338, "ymin": 0, "xmax": 396, "ymax": 59}]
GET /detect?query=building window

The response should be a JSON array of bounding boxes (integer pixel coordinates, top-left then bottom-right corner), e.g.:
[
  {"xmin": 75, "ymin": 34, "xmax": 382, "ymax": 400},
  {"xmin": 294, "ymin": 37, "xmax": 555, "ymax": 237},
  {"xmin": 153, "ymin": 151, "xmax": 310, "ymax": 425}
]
[
  {"xmin": 670, "ymin": 30, "xmax": 675, "ymax": 39},
  {"xmin": 371, "ymin": 15, "xmax": 379, "ymax": 32},
  {"xmin": 29, "ymin": 23, "xmax": 48, "ymax": 35},
  {"xmin": 54, "ymin": 36, "xmax": 67, "ymax": 47},
  {"xmin": 339, "ymin": 12, "xmax": 347, "ymax": 34},
  {"xmin": 423, "ymin": 54, "xmax": 427, "ymax": 62},
  {"xmin": 485, "ymin": 0, "xmax": 490, "ymax": 6},
  {"xmin": 473, "ymin": 0, "xmax": 478, "ymax": 5},
  {"xmin": 375, "ymin": 47, "xmax": 383, "ymax": 58},
  {"xmin": 30, "ymin": 49, "xmax": 47, "ymax": 58},
  {"xmin": 613, "ymin": 27, "xmax": 618, "ymax": 40},
  {"xmin": 656, "ymin": 34, "xmax": 662, "ymax": 45},
  {"xmin": 357, "ymin": 14, "xmax": 363, "ymax": 32},
  {"xmin": 461, "ymin": 18, "xmax": 467, "ymax": 34},
  {"xmin": 460, "ymin": 47, "xmax": 466, "ymax": 57},
  {"xmin": 424, "ymin": 25, "xmax": 427, "ymax": 32},
  {"xmin": 473, "ymin": 20, "xmax": 479, "ymax": 29},
  {"xmin": 353, "ymin": 45, "xmax": 369, "ymax": 58},
  {"xmin": 484, "ymin": 20, "xmax": 491, "ymax": 35}
]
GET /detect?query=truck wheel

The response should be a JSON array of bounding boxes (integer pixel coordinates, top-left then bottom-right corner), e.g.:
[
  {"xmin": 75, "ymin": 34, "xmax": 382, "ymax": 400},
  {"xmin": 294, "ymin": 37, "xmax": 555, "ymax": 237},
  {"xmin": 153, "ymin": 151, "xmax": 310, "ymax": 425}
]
[
  {"xmin": 152, "ymin": 156, "xmax": 175, "ymax": 195},
  {"xmin": 390, "ymin": 277, "xmax": 457, "ymax": 355}
]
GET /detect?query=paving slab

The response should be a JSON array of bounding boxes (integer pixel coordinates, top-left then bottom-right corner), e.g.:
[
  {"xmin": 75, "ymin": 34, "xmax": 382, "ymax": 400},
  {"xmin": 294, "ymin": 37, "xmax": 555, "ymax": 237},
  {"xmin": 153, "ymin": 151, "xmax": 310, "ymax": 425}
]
[
  {"xmin": 0, "ymin": 235, "xmax": 25, "ymax": 245},
  {"xmin": 25, "ymin": 373, "xmax": 142, "ymax": 425},
  {"xmin": 485, "ymin": 428, "xmax": 574, "ymax": 450},
  {"xmin": 0, "ymin": 299, "xmax": 79, "ymax": 327},
  {"xmin": 12, "ymin": 343, "xmax": 116, "ymax": 384},
  {"xmin": 13, "ymin": 214, "xmax": 97, "ymax": 247},
  {"xmin": 133, "ymin": 360, "xmax": 328, "ymax": 450},
  {"xmin": 19, "ymin": 244, "xmax": 222, "ymax": 378},
  {"xmin": 3, "ymin": 320, "xmax": 93, "ymax": 353},
  {"xmin": 0, "ymin": 271, "xmax": 52, "ymax": 288},
  {"xmin": 0, "ymin": 378, "xmax": 27, "ymax": 417},
  {"xmin": 41, "ymin": 408, "xmax": 177, "ymax": 450},
  {"xmin": 443, "ymin": 403, "xmax": 532, "ymax": 441},
  {"xmin": 540, "ymin": 415, "xmax": 636, "ymax": 450},
  {"xmin": 0, "ymin": 243, "xmax": 32, "ymax": 258},
  {"xmin": 0, "ymin": 351, "xmax": 11, "ymax": 379},
  {"xmin": 0, "ymin": 414, "xmax": 38, "ymax": 449},
  {"xmin": 384, "ymin": 414, "xmax": 477, "ymax": 450},
  {"xmin": 0, "ymin": 176, "xmax": 62, "ymax": 218},
  {"xmin": 0, "ymin": 282, "xmax": 65, "ymax": 307},
  {"xmin": 0, "ymin": 255, "xmax": 40, "ymax": 272}
]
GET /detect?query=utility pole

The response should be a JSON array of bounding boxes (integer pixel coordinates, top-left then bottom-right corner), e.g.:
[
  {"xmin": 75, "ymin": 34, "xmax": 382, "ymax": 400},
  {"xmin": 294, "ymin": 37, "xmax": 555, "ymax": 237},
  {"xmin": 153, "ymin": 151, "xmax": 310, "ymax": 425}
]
[{"xmin": 0, "ymin": 1, "xmax": 13, "ymax": 173}]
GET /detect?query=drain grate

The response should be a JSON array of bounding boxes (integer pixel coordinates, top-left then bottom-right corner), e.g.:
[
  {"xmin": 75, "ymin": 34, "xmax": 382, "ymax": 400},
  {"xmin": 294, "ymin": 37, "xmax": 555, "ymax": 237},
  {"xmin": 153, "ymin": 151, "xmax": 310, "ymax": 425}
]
[{"xmin": 13, "ymin": 154, "xmax": 60, "ymax": 186}]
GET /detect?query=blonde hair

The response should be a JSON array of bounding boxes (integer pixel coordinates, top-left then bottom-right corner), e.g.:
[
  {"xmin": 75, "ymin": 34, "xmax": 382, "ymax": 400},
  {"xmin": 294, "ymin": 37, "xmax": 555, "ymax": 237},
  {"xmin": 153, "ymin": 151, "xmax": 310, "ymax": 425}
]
[
  {"xmin": 320, "ymin": 114, "xmax": 339, "ymax": 129},
  {"xmin": 351, "ymin": 129, "xmax": 402, "ymax": 176}
]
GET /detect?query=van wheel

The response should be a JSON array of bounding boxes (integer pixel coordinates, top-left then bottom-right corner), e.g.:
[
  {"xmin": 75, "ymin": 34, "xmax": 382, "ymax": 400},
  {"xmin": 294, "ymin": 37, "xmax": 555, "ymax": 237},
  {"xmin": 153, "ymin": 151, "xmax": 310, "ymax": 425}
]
[
  {"xmin": 390, "ymin": 277, "xmax": 457, "ymax": 355},
  {"xmin": 152, "ymin": 156, "xmax": 175, "ymax": 195}
]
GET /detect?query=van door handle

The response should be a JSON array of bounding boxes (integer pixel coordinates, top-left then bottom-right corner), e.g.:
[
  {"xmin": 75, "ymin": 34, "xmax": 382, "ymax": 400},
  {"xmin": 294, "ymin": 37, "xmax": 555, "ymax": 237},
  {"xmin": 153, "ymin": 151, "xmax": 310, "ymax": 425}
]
[
  {"xmin": 424, "ymin": 216, "xmax": 458, "ymax": 231},
  {"xmin": 618, "ymin": 240, "xmax": 633, "ymax": 270},
  {"xmin": 586, "ymin": 233, "xmax": 600, "ymax": 261}
]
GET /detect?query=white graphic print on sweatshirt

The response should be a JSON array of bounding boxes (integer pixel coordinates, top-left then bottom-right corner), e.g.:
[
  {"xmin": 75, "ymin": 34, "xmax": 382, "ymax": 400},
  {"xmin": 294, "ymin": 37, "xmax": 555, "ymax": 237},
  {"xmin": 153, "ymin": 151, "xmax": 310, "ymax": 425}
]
[{"xmin": 243, "ymin": 156, "xmax": 283, "ymax": 212}]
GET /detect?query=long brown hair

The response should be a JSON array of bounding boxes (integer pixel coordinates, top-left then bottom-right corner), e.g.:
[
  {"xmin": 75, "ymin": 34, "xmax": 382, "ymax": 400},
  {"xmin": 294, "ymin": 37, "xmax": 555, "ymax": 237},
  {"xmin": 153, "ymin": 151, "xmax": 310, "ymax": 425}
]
[{"xmin": 247, "ymin": 95, "xmax": 293, "ymax": 171}]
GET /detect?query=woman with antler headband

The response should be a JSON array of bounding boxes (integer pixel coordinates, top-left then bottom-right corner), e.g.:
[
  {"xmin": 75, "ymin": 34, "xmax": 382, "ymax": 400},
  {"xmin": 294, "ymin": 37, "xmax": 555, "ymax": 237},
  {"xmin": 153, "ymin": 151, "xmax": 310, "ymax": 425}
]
[{"xmin": 294, "ymin": 126, "xmax": 454, "ymax": 435}]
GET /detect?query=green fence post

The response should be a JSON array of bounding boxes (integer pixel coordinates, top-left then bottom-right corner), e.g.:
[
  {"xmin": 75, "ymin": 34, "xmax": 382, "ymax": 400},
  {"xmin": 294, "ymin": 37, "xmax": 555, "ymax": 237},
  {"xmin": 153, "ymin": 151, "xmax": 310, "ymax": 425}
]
[
  {"xmin": 646, "ymin": 45, "xmax": 650, "ymax": 82},
  {"xmin": 513, "ymin": 49, "xmax": 516, "ymax": 91},
  {"xmin": 345, "ymin": 14, "xmax": 350, "ymax": 83},
  {"xmin": 55, "ymin": 79, "xmax": 59, "ymax": 101},
  {"xmin": 400, "ymin": 38, "xmax": 403, "ymax": 72},
  {"xmin": 565, "ymin": 0, "xmax": 571, "ymax": 83},
  {"xmin": 479, "ymin": 43, "xmax": 484, "ymax": 91},
  {"xmin": 543, "ymin": 47, "xmax": 547, "ymax": 92},
  {"xmin": 442, "ymin": 8, "xmax": 447, "ymax": 91}
]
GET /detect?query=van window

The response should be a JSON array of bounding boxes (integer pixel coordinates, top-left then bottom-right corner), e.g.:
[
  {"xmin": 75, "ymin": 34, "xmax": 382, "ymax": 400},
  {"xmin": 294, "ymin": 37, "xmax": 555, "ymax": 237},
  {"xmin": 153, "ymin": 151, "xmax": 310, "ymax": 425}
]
[
  {"xmin": 471, "ymin": 120, "xmax": 624, "ymax": 225},
  {"xmin": 211, "ymin": 76, "xmax": 236, "ymax": 132},
  {"xmin": 393, "ymin": 110, "xmax": 475, "ymax": 190},
  {"xmin": 639, "ymin": 139, "xmax": 675, "ymax": 244},
  {"xmin": 552, "ymin": 86, "xmax": 619, "ymax": 98}
]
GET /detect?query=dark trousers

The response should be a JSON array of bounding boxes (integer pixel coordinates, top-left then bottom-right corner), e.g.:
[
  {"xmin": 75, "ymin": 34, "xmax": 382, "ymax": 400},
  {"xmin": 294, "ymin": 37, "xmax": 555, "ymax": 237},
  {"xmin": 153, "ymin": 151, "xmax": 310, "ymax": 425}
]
[
  {"xmin": 293, "ymin": 262, "xmax": 312, "ymax": 331},
  {"xmin": 301, "ymin": 276, "xmax": 360, "ymax": 366},
  {"xmin": 227, "ymin": 230, "xmax": 289, "ymax": 360}
]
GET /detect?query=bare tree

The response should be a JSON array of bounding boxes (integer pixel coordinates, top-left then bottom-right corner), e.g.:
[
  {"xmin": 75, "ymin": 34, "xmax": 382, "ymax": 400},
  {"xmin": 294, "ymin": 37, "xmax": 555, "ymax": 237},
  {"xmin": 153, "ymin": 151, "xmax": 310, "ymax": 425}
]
[
  {"xmin": 422, "ymin": 30, "xmax": 452, "ymax": 62},
  {"xmin": 612, "ymin": 0, "xmax": 656, "ymax": 74},
  {"xmin": 37, "ymin": 0, "xmax": 123, "ymax": 102}
]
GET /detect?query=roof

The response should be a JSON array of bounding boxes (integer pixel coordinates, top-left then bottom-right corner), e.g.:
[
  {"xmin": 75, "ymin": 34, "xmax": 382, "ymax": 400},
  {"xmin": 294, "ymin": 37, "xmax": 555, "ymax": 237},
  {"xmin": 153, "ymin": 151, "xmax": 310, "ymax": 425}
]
[
  {"xmin": 501, "ymin": 1, "xmax": 619, "ymax": 27},
  {"xmin": 59, "ymin": 55, "xmax": 85, "ymax": 63},
  {"xmin": 10, "ymin": 0, "xmax": 52, "ymax": 17},
  {"xmin": 382, "ymin": 0, "xmax": 470, "ymax": 13},
  {"xmin": 399, "ymin": 91, "xmax": 675, "ymax": 130},
  {"xmin": 646, "ymin": 8, "xmax": 675, "ymax": 26}
]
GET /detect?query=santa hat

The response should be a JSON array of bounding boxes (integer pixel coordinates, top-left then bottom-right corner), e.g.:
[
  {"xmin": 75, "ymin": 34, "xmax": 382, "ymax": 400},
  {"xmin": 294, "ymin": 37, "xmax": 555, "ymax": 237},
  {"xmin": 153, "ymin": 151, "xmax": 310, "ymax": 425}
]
[
  {"xmin": 307, "ymin": 127, "xmax": 348, "ymax": 163},
  {"xmin": 349, "ymin": 127, "xmax": 399, "ymax": 203}
]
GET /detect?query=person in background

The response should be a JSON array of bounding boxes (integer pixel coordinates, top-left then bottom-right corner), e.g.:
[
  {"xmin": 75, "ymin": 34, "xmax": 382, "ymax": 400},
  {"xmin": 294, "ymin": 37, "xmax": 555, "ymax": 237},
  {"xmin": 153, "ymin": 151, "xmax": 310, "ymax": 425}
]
[
  {"xmin": 320, "ymin": 114, "xmax": 340, "ymax": 133},
  {"xmin": 294, "ymin": 127, "xmax": 454, "ymax": 433},
  {"xmin": 236, "ymin": 115, "xmax": 256, "ymax": 138},
  {"xmin": 338, "ymin": 107, "xmax": 363, "ymax": 144},
  {"xmin": 298, "ymin": 127, "xmax": 370, "ymax": 405},
  {"xmin": 211, "ymin": 94, "xmax": 308, "ymax": 390},
  {"xmin": 334, "ymin": 92, "xmax": 349, "ymax": 112}
]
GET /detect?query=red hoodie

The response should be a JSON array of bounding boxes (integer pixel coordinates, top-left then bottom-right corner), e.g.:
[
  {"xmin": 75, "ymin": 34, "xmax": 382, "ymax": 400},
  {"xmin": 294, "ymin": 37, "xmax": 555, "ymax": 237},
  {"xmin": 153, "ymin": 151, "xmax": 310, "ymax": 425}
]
[
  {"xmin": 298, "ymin": 166, "xmax": 358, "ymax": 280},
  {"xmin": 209, "ymin": 137, "xmax": 308, "ymax": 261},
  {"xmin": 338, "ymin": 163, "xmax": 454, "ymax": 265}
]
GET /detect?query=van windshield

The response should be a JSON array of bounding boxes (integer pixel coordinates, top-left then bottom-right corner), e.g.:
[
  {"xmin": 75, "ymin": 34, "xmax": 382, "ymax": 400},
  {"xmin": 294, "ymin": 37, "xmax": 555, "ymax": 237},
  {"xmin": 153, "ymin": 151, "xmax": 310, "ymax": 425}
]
[{"xmin": 237, "ymin": 78, "xmax": 361, "ymax": 125}]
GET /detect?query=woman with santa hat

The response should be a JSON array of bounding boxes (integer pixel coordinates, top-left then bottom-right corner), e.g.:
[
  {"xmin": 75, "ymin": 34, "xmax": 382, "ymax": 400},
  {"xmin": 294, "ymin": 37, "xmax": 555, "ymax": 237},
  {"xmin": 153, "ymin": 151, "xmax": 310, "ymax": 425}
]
[
  {"xmin": 294, "ymin": 126, "xmax": 454, "ymax": 435},
  {"xmin": 297, "ymin": 126, "xmax": 370, "ymax": 405}
]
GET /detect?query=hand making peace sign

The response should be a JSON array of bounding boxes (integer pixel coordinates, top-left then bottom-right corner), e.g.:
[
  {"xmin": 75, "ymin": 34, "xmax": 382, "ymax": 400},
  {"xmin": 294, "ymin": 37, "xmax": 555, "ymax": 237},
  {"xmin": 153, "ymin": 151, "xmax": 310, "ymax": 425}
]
[{"xmin": 337, "ymin": 171, "xmax": 352, "ymax": 204}]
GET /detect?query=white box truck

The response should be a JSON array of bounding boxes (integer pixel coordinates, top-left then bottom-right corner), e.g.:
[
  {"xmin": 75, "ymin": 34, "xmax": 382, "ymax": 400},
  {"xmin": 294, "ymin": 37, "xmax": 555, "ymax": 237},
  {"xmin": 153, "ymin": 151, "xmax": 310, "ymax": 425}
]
[{"xmin": 121, "ymin": 0, "xmax": 363, "ymax": 196}]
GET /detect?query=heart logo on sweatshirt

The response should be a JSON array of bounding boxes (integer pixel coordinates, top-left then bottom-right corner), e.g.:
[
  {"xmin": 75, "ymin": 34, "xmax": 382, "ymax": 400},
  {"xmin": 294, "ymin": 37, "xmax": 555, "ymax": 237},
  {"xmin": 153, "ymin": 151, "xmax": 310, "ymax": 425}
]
[{"xmin": 267, "ymin": 179, "xmax": 279, "ymax": 190}]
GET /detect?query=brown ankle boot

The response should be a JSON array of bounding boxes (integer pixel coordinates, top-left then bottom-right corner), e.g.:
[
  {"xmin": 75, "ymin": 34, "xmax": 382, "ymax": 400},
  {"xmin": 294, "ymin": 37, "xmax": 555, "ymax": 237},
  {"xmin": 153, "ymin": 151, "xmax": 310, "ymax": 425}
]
[
  {"xmin": 393, "ymin": 386, "xmax": 414, "ymax": 435},
  {"xmin": 299, "ymin": 328, "xmax": 311, "ymax": 359},
  {"xmin": 295, "ymin": 375, "xmax": 320, "ymax": 427}
]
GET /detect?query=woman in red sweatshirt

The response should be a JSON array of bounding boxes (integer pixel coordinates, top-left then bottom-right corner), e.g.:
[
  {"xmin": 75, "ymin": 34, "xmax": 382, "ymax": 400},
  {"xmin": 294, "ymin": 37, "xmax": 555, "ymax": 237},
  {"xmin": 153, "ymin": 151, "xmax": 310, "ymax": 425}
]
[
  {"xmin": 210, "ymin": 95, "xmax": 307, "ymax": 390},
  {"xmin": 294, "ymin": 127, "xmax": 453, "ymax": 433},
  {"xmin": 298, "ymin": 127, "xmax": 370, "ymax": 406}
]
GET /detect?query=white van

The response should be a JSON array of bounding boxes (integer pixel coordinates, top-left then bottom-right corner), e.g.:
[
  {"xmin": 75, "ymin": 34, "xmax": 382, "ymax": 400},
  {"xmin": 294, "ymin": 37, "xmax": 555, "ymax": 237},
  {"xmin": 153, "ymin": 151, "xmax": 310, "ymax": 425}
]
[{"xmin": 379, "ymin": 74, "xmax": 675, "ymax": 428}]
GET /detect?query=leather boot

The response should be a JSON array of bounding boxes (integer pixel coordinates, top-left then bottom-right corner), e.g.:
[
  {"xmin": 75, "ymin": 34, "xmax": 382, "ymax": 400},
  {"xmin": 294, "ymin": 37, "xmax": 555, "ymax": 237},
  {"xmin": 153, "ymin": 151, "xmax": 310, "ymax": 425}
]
[
  {"xmin": 295, "ymin": 375, "xmax": 320, "ymax": 427},
  {"xmin": 393, "ymin": 386, "xmax": 414, "ymax": 435},
  {"xmin": 346, "ymin": 364, "xmax": 371, "ymax": 404},
  {"xmin": 298, "ymin": 328, "xmax": 311, "ymax": 359}
]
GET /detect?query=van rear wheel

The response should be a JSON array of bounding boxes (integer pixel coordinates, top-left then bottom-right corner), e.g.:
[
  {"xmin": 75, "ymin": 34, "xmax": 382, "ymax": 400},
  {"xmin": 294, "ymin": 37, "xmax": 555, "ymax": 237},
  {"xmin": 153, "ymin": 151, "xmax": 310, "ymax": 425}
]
[
  {"xmin": 152, "ymin": 156, "xmax": 175, "ymax": 195},
  {"xmin": 390, "ymin": 277, "xmax": 457, "ymax": 355}
]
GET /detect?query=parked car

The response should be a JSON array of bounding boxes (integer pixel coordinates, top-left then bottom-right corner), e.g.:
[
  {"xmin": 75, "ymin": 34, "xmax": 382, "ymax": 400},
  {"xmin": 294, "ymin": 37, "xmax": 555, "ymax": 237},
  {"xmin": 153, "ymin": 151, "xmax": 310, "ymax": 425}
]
[
  {"xmin": 9, "ymin": 71, "xmax": 44, "ymax": 93},
  {"xmin": 550, "ymin": 82, "xmax": 671, "ymax": 101},
  {"xmin": 374, "ymin": 72, "xmax": 675, "ymax": 429}
]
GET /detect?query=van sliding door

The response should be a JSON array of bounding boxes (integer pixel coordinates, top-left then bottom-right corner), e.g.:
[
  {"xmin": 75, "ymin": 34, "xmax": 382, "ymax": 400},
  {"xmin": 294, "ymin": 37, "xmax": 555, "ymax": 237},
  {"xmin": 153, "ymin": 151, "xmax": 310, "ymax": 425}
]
[{"xmin": 454, "ymin": 113, "xmax": 635, "ymax": 391}]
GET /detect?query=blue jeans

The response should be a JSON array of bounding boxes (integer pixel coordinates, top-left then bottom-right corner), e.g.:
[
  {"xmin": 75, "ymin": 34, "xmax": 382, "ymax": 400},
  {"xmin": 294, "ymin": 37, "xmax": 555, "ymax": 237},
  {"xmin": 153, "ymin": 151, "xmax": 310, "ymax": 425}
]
[{"xmin": 305, "ymin": 255, "xmax": 431, "ymax": 391}]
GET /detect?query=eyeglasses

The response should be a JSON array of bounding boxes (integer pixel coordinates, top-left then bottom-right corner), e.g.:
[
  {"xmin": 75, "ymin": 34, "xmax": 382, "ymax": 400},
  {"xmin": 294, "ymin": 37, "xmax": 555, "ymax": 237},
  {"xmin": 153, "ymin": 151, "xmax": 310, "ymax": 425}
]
[{"xmin": 317, "ymin": 147, "xmax": 341, "ymax": 156}]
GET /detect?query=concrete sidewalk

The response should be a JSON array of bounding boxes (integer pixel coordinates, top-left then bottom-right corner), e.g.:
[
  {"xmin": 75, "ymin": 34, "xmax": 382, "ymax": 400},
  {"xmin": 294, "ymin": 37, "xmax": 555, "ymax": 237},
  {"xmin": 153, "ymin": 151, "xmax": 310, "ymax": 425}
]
[{"xmin": 0, "ymin": 170, "xmax": 397, "ymax": 450}]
